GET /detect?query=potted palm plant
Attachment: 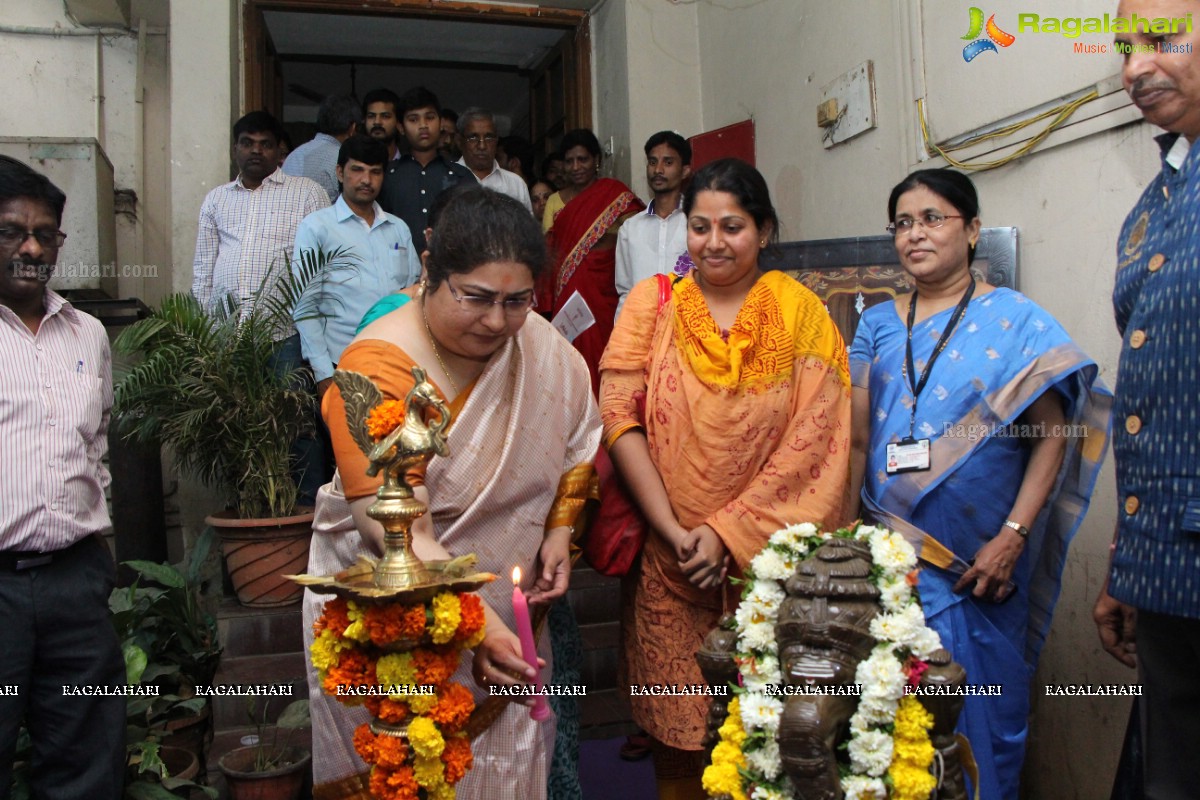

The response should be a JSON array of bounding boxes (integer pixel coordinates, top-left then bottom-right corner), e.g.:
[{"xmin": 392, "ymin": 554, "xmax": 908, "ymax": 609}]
[{"xmin": 114, "ymin": 250, "xmax": 346, "ymax": 607}]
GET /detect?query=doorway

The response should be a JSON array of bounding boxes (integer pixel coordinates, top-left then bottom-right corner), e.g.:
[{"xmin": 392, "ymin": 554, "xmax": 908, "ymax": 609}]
[{"xmin": 243, "ymin": 0, "xmax": 593, "ymax": 163}]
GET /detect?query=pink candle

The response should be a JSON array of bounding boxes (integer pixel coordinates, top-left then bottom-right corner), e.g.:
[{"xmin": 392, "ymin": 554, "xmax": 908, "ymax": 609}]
[{"xmin": 511, "ymin": 566, "xmax": 550, "ymax": 721}]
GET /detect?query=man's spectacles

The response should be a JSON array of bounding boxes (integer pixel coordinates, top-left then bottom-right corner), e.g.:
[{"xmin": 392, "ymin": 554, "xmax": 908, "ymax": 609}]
[
  {"xmin": 886, "ymin": 212, "xmax": 964, "ymax": 237},
  {"xmin": 446, "ymin": 280, "xmax": 536, "ymax": 317},
  {"xmin": 0, "ymin": 227, "xmax": 67, "ymax": 249},
  {"xmin": 464, "ymin": 134, "xmax": 498, "ymax": 145}
]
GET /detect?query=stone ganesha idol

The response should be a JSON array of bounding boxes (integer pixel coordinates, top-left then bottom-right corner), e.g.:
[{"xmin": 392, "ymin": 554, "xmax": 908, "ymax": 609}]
[{"xmin": 696, "ymin": 538, "xmax": 969, "ymax": 800}]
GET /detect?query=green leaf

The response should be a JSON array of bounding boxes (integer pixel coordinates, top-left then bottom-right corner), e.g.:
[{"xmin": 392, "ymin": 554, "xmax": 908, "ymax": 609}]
[
  {"xmin": 123, "ymin": 642, "xmax": 148, "ymax": 685},
  {"xmin": 275, "ymin": 699, "xmax": 310, "ymax": 729},
  {"xmin": 123, "ymin": 561, "xmax": 186, "ymax": 588}
]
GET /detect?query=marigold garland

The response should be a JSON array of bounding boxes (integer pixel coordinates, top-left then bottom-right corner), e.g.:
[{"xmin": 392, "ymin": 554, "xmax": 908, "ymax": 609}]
[
  {"xmin": 311, "ymin": 590, "xmax": 486, "ymax": 799},
  {"xmin": 366, "ymin": 399, "xmax": 408, "ymax": 440},
  {"xmin": 703, "ymin": 523, "xmax": 943, "ymax": 800}
]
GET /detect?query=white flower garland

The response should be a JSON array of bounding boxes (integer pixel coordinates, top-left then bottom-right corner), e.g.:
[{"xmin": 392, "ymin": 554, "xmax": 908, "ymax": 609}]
[{"xmin": 728, "ymin": 522, "xmax": 943, "ymax": 798}]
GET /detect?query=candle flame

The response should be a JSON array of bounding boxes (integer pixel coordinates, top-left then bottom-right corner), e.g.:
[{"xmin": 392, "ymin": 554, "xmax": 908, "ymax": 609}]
[{"xmin": 512, "ymin": 566, "xmax": 521, "ymax": 584}]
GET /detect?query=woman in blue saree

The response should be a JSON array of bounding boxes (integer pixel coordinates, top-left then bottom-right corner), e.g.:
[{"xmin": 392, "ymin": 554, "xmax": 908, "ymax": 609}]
[{"xmin": 849, "ymin": 169, "xmax": 1111, "ymax": 800}]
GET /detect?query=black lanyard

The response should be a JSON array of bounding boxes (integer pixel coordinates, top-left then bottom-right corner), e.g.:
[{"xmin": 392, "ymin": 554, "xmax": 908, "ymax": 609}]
[{"xmin": 903, "ymin": 278, "xmax": 975, "ymax": 438}]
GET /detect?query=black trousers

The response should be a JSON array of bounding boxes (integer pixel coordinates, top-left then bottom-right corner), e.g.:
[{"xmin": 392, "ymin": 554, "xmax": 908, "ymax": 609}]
[
  {"xmin": 0, "ymin": 536, "xmax": 126, "ymax": 799},
  {"xmin": 1138, "ymin": 609, "xmax": 1200, "ymax": 800}
]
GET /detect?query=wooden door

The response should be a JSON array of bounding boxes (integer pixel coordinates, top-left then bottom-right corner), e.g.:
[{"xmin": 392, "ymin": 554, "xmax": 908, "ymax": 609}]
[{"xmin": 529, "ymin": 18, "xmax": 592, "ymax": 160}]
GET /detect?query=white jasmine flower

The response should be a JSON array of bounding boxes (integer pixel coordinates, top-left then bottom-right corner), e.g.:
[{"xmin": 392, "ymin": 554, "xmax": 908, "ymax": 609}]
[
  {"xmin": 877, "ymin": 576, "xmax": 911, "ymax": 612},
  {"xmin": 909, "ymin": 626, "xmax": 943, "ymax": 659},
  {"xmin": 871, "ymin": 602, "xmax": 934, "ymax": 652},
  {"xmin": 842, "ymin": 775, "xmax": 887, "ymax": 800},
  {"xmin": 847, "ymin": 728, "xmax": 893, "ymax": 776},
  {"xmin": 750, "ymin": 786, "xmax": 788, "ymax": 800},
  {"xmin": 741, "ymin": 621, "xmax": 776, "ymax": 653},
  {"xmin": 745, "ymin": 740, "xmax": 783, "ymax": 781},
  {"xmin": 739, "ymin": 692, "xmax": 783, "ymax": 736},
  {"xmin": 750, "ymin": 548, "xmax": 793, "ymax": 581}
]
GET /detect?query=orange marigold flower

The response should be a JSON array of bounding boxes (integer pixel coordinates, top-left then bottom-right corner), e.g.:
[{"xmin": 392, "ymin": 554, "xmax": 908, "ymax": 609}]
[
  {"xmin": 367, "ymin": 400, "xmax": 408, "ymax": 441},
  {"xmin": 363, "ymin": 603, "xmax": 406, "ymax": 647},
  {"xmin": 399, "ymin": 603, "xmax": 428, "ymax": 640},
  {"xmin": 313, "ymin": 596, "xmax": 352, "ymax": 638},
  {"xmin": 441, "ymin": 734, "xmax": 473, "ymax": 784},
  {"xmin": 371, "ymin": 697, "xmax": 410, "ymax": 724},
  {"xmin": 428, "ymin": 681, "xmax": 474, "ymax": 733},
  {"xmin": 373, "ymin": 733, "xmax": 410, "ymax": 770},
  {"xmin": 370, "ymin": 765, "xmax": 418, "ymax": 800},
  {"xmin": 455, "ymin": 593, "xmax": 485, "ymax": 643},
  {"xmin": 325, "ymin": 649, "xmax": 375, "ymax": 704},
  {"xmin": 413, "ymin": 647, "xmax": 458, "ymax": 687},
  {"xmin": 352, "ymin": 724, "xmax": 377, "ymax": 764}
]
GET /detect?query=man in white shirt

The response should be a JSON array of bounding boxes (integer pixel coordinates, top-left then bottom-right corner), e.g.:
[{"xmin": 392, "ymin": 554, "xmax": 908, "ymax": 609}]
[
  {"xmin": 455, "ymin": 108, "xmax": 532, "ymax": 212},
  {"xmin": 614, "ymin": 131, "xmax": 693, "ymax": 319}
]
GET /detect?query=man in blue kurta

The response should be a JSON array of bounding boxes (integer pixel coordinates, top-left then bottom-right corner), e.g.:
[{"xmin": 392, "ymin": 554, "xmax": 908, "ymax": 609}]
[
  {"xmin": 292, "ymin": 135, "xmax": 421, "ymax": 399},
  {"xmin": 1094, "ymin": 2, "xmax": 1200, "ymax": 797}
]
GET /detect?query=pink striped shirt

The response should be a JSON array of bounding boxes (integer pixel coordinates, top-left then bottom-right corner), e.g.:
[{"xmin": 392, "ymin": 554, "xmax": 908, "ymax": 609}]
[{"xmin": 0, "ymin": 291, "xmax": 112, "ymax": 552}]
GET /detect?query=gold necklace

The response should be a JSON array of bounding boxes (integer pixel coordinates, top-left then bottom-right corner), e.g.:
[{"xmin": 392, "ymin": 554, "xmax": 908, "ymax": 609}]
[{"xmin": 421, "ymin": 296, "xmax": 460, "ymax": 396}]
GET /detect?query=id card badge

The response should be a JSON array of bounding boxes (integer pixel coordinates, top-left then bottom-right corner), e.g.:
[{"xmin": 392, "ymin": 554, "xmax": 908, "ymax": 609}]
[{"xmin": 886, "ymin": 438, "xmax": 931, "ymax": 473}]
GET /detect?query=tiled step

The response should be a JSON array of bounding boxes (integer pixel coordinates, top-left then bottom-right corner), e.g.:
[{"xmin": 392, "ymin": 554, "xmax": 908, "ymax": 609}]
[
  {"xmin": 215, "ymin": 597, "xmax": 304, "ymax": 658},
  {"xmin": 567, "ymin": 566, "xmax": 622, "ymax": 626},
  {"xmin": 579, "ymin": 688, "xmax": 637, "ymax": 740},
  {"xmin": 578, "ymin": 620, "xmax": 620, "ymax": 693},
  {"xmin": 210, "ymin": 652, "xmax": 309, "ymax": 730}
]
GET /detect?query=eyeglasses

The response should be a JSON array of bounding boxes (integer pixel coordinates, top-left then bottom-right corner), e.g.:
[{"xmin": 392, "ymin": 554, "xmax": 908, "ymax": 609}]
[
  {"xmin": 464, "ymin": 134, "xmax": 498, "ymax": 145},
  {"xmin": 886, "ymin": 212, "xmax": 964, "ymax": 237},
  {"xmin": 0, "ymin": 227, "xmax": 67, "ymax": 249},
  {"xmin": 446, "ymin": 279, "xmax": 536, "ymax": 317}
]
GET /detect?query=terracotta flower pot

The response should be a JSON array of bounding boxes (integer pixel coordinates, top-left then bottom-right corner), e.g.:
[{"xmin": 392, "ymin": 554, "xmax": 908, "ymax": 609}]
[
  {"xmin": 206, "ymin": 510, "xmax": 314, "ymax": 608},
  {"xmin": 217, "ymin": 745, "xmax": 310, "ymax": 800},
  {"xmin": 158, "ymin": 745, "xmax": 200, "ymax": 785}
]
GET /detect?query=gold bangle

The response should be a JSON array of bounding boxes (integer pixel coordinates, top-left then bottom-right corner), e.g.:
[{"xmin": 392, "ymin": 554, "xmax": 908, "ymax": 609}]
[{"xmin": 1003, "ymin": 519, "xmax": 1029, "ymax": 539}]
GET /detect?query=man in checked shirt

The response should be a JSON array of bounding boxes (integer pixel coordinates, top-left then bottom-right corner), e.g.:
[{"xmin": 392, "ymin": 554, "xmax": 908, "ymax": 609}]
[
  {"xmin": 191, "ymin": 111, "xmax": 330, "ymax": 504},
  {"xmin": 0, "ymin": 156, "xmax": 125, "ymax": 797}
]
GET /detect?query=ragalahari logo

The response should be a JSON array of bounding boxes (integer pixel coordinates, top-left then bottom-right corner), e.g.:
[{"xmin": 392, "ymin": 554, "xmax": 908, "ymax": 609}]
[{"xmin": 962, "ymin": 7, "xmax": 1016, "ymax": 62}]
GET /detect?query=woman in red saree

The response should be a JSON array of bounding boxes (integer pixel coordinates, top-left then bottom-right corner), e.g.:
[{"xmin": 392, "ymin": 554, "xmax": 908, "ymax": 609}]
[{"xmin": 544, "ymin": 129, "xmax": 645, "ymax": 391}]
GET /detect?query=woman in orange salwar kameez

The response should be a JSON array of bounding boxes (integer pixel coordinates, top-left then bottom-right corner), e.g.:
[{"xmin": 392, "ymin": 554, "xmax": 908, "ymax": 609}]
[{"xmin": 599, "ymin": 159, "xmax": 851, "ymax": 800}]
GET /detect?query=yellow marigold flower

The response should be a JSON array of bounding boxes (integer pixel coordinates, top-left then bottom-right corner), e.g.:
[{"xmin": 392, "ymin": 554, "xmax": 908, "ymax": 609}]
[
  {"xmin": 431, "ymin": 593, "xmax": 462, "ymax": 645},
  {"xmin": 408, "ymin": 716, "xmax": 446, "ymax": 759},
  {"xmin": 889, "ymin": 763, "xmax": 937, "ymax": 800},
  {"xmin": 309, "ymin": 630, "xmax": 344, "ymax": 675},
  {"xmin": 375, "ymin": 653, "xmax": 417, "ymax": 694},
  {"xmin": 464, "ymin": 626, "xmax": 486, "ymax": 649},
  {"xmin": 412, "ymin": 754, "xmax": 445, "ymax": 789},
  {"xmin": 408, "ymin": 692, "xmax": 438, "ymax": 715},
  {"xmin": 428, "ymin": 782, "xmax": 456, "ymax": 800}
]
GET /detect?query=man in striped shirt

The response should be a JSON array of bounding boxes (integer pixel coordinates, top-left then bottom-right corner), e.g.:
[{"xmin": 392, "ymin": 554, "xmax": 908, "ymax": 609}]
[
  {"xmin": 191, "ymin": 111, "xmax": 330, "ymax": 504},
  {"xmin": 0, "ymin": 156, "xmax": 125, "ymax": 797}
]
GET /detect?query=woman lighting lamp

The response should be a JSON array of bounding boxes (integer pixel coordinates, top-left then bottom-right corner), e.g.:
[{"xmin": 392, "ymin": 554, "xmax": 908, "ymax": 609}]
[
  {"xmin": 849, "ymin": 169, "xmax": 1111, "ymax": 800},
  {"xmin": 600, "ymin": 159, "xmax": 851, "ymax": 798},
  {"xmin": 302, "ymin": 187, "xmax": 600, "ymax": 800}
]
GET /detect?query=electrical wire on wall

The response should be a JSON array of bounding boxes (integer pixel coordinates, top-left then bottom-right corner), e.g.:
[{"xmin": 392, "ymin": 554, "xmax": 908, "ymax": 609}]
[{"xmin": 918, "ymin": 88, "xmax": 1099, "ymax": 172}]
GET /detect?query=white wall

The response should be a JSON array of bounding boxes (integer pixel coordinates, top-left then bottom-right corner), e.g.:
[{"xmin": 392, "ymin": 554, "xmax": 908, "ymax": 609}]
[
  {"xmin": 592, "ymin": 0, "xmax": 703, "ymax": 197},
  {"xmin": 0, "ymin": 0, "xmax": 172, "ymax": 306},
  {"xmin": 602, "ymin": 0, "xmax": 1162, "ymax": 796}
]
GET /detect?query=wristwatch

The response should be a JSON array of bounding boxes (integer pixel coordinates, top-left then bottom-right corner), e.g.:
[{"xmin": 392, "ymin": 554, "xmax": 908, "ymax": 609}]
[{"xmin": 1003, "ymin": 520, "xmax": 1030, "ymax": 539}]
